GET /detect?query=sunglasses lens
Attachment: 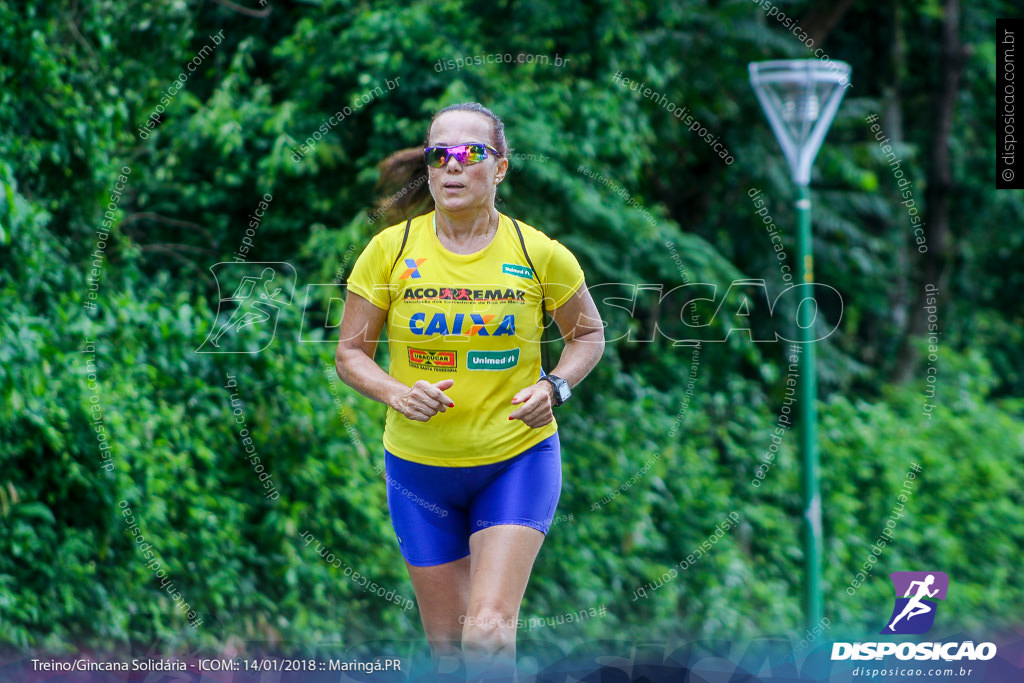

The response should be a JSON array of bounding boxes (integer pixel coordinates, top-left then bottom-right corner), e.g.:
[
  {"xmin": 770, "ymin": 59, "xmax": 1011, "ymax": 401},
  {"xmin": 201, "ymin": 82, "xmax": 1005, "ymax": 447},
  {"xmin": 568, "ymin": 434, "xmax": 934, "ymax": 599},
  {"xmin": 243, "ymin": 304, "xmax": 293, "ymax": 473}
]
[
  {"xmin": 463, "ymin": 144, "xmax": 487, "ymax": 164},
  {"xmin": 424, "ymin": 144, "xmax": 490, "ymax": 167},
  {"xmin": 425, "ymin": 147, "xmax": 447, "ymax": 167}
]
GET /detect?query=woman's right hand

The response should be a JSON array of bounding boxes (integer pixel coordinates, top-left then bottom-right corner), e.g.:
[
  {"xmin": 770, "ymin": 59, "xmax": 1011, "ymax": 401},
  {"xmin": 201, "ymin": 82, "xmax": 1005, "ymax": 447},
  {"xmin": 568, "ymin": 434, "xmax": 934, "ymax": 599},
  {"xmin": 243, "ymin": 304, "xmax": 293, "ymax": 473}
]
[{"xmin": 390, "ymin": 378, "xmax": 456, "ymax": 422}]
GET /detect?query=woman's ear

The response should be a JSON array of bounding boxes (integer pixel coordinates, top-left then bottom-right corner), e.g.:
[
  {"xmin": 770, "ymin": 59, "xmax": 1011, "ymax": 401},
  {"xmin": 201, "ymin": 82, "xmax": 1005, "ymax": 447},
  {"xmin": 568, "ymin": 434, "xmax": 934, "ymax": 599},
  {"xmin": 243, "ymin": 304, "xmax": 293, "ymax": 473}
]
[{"xmin": 494, "ymin": 156, "xmax": 509, "ymax": 184}]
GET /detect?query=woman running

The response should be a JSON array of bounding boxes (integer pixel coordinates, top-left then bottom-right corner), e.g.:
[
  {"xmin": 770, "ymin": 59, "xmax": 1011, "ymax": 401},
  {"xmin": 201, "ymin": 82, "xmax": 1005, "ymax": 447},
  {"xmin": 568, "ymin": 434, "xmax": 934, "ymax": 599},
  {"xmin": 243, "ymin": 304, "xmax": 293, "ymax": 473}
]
[{"xmin": 335, "ymin": 102, "xmax": 604, "ymax": 678}]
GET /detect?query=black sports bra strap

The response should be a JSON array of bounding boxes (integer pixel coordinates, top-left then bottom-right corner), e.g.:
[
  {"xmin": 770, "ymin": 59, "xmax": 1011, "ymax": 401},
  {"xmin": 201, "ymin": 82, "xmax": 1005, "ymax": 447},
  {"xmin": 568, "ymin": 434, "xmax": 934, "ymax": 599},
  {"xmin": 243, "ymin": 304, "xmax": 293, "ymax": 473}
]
[
  {"xmin": 389, "ymin": 218, "xmax": 413, "ymax": 278},
  {"xmin": 509, "ymin": 216, "xmax": 546, "ymax": 313}
]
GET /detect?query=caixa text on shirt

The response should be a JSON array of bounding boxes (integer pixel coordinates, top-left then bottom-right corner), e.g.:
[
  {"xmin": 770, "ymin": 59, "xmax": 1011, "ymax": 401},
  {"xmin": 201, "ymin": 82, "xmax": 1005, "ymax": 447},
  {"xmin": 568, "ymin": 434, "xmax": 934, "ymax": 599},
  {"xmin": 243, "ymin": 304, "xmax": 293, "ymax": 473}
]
[{"xmin": 408, "ymin": 312, "xmax": 516, "ymax": 337}]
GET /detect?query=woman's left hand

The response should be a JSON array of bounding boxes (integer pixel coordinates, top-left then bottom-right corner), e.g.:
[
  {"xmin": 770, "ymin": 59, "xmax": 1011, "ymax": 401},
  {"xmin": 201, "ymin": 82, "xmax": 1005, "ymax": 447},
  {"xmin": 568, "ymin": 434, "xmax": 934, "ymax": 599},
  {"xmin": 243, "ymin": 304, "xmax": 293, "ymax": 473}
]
[{"xmin": 508, "ymin": 382, "xmax": 555, "ymax": 428}]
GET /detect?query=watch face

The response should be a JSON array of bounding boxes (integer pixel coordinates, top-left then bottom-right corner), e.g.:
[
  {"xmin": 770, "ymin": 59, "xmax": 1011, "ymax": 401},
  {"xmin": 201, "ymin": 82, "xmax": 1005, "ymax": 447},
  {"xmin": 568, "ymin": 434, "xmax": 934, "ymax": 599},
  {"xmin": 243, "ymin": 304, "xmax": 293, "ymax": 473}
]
[
  {"xmin": 550, "ymin": 376, "xmax": 570, "ymax": 404},
  {"xmin": 543, "ymin": 375, "xmax": 570, "ymax": 405}
]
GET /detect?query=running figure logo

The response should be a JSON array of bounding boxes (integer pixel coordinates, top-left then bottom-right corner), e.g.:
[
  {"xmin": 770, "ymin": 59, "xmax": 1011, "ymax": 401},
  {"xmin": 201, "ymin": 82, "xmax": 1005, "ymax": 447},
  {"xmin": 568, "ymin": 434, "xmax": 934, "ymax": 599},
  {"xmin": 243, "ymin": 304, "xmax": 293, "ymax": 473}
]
[
  {"xmin": 881, "ymin": 571, "xmax": 949, "ymax": 635},
  {"xmin": 197, "ymin": 262, "xmax": 296, "ymax": 353}
]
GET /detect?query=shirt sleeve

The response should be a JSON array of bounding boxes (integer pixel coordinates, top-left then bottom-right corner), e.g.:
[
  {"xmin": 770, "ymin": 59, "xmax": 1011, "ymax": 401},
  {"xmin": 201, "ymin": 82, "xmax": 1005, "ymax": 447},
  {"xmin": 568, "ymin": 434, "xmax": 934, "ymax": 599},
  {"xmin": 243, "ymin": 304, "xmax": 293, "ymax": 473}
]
[
  {"xmin": 543, "ymin": 239, "xmax": 586, "ymax": 309},
  {"xmin": 346, "ymin": 232, "xmax": 395, "ymax": 310}
]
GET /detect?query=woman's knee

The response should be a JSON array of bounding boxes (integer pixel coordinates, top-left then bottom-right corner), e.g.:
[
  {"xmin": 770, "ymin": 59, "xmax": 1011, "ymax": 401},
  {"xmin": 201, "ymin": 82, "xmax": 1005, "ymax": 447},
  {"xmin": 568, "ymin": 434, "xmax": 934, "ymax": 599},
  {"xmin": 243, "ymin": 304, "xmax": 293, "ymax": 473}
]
[
  {"xmin": 462, "ymin": 603, "xmax": 517, "ymax": 650},
  {"xmin": 425, "ymin": 632, "xmax": 461, "ymax": 655},
  {"xmin": 420, "ymin": 612, "xmax": 463, "ymax": 649}
]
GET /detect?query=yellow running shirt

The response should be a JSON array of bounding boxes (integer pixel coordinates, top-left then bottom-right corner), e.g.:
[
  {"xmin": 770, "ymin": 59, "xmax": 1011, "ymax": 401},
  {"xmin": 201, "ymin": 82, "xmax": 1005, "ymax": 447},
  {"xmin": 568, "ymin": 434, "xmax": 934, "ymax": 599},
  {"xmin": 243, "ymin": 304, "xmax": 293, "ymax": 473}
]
[{"xmin": 346, "ymin": 211, "xmax": 585, "ymax": 466}]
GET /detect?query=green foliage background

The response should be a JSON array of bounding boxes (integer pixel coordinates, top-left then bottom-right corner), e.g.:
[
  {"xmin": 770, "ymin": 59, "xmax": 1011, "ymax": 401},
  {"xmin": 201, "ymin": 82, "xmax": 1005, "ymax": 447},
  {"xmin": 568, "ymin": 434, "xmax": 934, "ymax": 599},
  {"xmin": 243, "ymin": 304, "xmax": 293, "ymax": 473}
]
[{"xmin": 1, "ymin": 0, "xmax": 1022, "ymax": 656}]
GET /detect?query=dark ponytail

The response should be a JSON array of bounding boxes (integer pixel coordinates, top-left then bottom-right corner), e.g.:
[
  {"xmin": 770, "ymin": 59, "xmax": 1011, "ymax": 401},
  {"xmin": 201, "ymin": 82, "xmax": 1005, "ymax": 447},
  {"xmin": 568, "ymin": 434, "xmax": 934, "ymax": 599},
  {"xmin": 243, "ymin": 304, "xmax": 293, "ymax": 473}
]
[
  {"xmin": 370, "ymin": 102, "xmax": 509, "ymax": 226},
  {"xmin": 369, "ymin": 147, "xmax": 432, "ymax": 226}
]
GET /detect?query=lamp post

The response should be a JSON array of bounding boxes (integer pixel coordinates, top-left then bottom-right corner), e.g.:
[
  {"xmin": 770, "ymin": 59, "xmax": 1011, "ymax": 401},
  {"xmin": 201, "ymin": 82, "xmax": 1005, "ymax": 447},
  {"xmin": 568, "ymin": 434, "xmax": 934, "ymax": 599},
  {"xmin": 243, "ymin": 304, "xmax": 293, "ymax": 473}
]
[{"xmin": 748, "ymin": 59, "xmax": 851, "ymax": 631}]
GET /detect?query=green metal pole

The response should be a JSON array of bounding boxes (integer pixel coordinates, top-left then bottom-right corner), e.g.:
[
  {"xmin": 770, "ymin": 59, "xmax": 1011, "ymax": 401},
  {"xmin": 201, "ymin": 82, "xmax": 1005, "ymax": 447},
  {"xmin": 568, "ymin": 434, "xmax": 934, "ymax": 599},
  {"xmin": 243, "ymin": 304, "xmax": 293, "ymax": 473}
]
[{"xmin": 796, "ymin": 183, "xmax": 822, "ymax": 632}]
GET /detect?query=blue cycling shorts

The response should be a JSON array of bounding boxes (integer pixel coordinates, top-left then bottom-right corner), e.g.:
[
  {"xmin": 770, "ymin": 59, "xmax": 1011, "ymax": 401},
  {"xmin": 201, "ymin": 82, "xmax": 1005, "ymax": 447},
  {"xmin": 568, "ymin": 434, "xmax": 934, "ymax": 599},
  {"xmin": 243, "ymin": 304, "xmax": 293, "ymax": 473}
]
[{"xmin": 383, "ymin": 432, "xmax": 562, "ymax": 567}]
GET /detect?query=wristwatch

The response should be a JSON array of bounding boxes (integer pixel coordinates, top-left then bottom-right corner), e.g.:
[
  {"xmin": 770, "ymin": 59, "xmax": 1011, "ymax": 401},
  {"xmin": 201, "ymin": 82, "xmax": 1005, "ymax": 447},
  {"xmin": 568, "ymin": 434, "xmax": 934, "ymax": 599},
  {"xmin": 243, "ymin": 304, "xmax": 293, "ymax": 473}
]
[{"xmin": 538, "ymin": 374, "xmax": 571, "ymax": 407}]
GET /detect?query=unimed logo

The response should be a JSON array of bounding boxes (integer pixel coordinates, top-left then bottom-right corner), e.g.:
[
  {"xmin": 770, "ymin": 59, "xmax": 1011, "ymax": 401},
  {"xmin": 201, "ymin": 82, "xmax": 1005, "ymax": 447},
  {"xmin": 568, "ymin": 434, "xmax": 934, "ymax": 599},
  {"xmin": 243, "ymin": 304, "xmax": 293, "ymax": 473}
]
[
  {"xmin": 831, "ymin": 571, "xmax": 997, "ymax": 663},
  {"xmin": 467, "ymin": 348, "xmax": 520, "ymax": 370}
]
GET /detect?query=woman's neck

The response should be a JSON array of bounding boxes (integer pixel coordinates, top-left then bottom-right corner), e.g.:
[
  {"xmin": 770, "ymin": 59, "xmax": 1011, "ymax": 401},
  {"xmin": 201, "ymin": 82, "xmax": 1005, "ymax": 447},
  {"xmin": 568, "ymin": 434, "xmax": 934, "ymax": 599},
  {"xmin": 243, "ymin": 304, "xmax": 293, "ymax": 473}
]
[{"xmin": 435, "ymin": 208, "xmax": 500, "ymax": 253}]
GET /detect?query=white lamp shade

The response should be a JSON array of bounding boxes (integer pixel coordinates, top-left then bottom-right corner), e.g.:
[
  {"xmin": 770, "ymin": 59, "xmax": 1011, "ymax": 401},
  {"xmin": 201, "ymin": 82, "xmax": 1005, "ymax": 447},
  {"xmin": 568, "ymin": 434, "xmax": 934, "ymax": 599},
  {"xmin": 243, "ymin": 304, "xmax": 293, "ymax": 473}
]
[{"xmin": 749, "ymin": 60, "xmax": 852, "ymax": 186}]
